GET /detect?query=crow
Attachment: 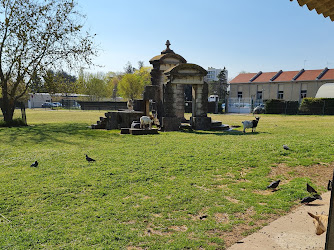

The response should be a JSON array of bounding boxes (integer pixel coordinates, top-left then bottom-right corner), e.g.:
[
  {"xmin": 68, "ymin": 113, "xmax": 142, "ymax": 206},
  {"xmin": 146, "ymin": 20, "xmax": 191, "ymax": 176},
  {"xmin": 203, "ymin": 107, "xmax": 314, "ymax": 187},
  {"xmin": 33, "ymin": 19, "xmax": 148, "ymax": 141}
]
[
  {"xmin": 307, "ymin": 183, "xmax": 317, "ymax": 194},
  {"xmin": 283, "ymin": 144, "xmax": 290, "ymax": 150},
  {"xmin": 314, "ymin": 193, "xmax": 323, "ymax": 200},
  {"xmin": 30, "ymin": 161, "xmax": 38, "ymax": 167},
  {"xmin": 301, "ymin": 195, "xmax": 322, "ymax": 204},
  {"xmin": 267, "ymin": 180, "xmax": 281, "ymax": 191},
  {"xmin": 199, "ymin": 215, "xmax": 208, "ymax": 220},
  {"xmin": 328, "ymin": 180, "xmax": 332, "ymax": 191},
  {"xmin": 86, "ymin": 154, "xmax": 96, "ymax": 162}
]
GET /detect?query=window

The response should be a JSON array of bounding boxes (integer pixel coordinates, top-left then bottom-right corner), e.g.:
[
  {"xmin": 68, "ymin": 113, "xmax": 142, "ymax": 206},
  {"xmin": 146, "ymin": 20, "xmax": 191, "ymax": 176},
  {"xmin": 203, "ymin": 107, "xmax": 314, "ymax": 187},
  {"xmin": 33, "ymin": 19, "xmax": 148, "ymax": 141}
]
[
  {"xmin": 277, "ymin": 91, "xmax": 284, "ymax": 99},
  {"xmin": 301, "ymin": 90, "xmax": 307, "ymax": 99},
  {"xmin": 237, "ymin": 91, "xmax": 242, "ymax": 99},
  {"xmin": 257, "ymin": 91, "xmax": 262, "ymax": 100}
]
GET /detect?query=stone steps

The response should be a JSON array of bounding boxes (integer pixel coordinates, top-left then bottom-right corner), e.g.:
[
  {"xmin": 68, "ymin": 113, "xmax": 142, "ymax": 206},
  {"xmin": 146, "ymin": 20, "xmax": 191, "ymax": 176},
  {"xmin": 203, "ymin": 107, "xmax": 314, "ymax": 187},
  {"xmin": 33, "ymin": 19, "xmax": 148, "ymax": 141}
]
[
  {"xmin": 91, "ymin": 116, "xmax": 107, "ymax": 129},
  {"xmin": 210, "ymin": 120, "xmax": 230, "ymax": 131}
]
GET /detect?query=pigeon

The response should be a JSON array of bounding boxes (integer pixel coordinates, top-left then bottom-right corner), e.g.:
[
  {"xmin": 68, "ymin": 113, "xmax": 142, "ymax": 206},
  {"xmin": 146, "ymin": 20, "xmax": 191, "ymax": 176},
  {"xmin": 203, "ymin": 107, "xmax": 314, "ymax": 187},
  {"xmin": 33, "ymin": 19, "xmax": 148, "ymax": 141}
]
[
  {"xmin": 283, "ymin": 144, "xmax": 290, "ymax": 150},
  {"xmin": 301, "ymin": 195, "xmax": 322, "ymax": 204},
  {"xmin": 267, "ymin": 180, "xmax": 281, "ymax": 190},
  {"xmin": 328, "ymin": 180, "xmax": 332, "ymax": 191},
  {"xmin": 307, "ymin": 183, "xmax": 317, "ymax": 194},
  {"xmin": 313, "ymin": 193, "xmax": 323, "ymax": 200},
  {"xmin": 86, "ymin": 154, "xmax": 96, "ymax": 162},
  {"xmin": 30, "ymin": 161, "xmax": 38, "ymax": 167},
  {"xmin": 199, "ymin": 215, "xmax": 208, "ymax": 220}
]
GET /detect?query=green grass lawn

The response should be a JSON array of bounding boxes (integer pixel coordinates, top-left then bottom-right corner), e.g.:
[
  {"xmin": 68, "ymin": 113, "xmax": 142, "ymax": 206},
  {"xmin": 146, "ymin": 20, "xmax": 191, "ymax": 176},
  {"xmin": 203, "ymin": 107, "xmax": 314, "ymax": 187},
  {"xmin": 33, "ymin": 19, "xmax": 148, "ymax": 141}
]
[{"xmin": 1, "ymin": 110, "xmax": 334, "ymax": 249}]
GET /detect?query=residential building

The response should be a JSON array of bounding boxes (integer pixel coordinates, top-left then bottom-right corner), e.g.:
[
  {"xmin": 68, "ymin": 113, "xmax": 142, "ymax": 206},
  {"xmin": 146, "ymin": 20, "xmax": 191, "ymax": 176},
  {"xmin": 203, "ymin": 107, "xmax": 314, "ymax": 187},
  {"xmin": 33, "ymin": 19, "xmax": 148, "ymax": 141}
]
[
  {"xmin": 229, "ymin": 68, "xmax": 334, "ymax": 113},
  {"xmin": 206, "ymin": 67, "xmax": 223, "ymax": 82}
]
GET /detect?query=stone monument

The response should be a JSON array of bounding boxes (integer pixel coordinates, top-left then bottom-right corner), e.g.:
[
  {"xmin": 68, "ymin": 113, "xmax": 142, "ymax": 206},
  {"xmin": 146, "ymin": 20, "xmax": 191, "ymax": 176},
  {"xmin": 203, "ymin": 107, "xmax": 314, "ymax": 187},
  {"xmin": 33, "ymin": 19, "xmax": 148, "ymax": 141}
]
[{"xmin": 144, "ymin": 40, "xmax": 211, "ymax": 131}]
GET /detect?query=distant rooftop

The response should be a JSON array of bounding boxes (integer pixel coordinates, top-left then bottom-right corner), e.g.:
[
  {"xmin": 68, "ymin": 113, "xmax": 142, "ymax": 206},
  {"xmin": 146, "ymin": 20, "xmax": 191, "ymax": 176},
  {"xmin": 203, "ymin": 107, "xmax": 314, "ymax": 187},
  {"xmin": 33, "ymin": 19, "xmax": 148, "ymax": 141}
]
[{"xmin": 230, "ymin": 68, "xmax": 334, "ymax": 84}]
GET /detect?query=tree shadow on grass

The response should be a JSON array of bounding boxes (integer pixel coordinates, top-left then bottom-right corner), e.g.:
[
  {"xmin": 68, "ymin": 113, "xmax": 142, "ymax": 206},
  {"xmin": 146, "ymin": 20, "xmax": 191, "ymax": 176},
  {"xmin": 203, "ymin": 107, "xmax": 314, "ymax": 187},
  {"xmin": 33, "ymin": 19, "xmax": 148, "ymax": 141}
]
[
  {"xmin": 181, "ymin": 130, "xmax": 269, "ymax": 136},
  {"xmin": 0, "ymin": 123, "xmax": 120, "ymax": 145}
]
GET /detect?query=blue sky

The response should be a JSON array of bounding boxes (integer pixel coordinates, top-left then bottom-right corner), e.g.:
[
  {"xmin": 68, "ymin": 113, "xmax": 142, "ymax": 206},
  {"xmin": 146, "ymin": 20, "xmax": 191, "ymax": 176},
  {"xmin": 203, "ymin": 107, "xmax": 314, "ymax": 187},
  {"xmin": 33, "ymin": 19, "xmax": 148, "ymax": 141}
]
[{"xmin": 78, "ymin": 0, "xmax": 334, "ymax": 79}]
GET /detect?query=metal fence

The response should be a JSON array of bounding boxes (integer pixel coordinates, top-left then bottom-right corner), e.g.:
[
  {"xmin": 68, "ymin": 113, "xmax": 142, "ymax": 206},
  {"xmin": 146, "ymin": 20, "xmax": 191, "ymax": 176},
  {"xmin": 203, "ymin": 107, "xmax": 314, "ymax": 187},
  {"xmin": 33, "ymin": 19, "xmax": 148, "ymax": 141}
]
[{"xmin": 227, "ymin": 98, "xmax": 253, "ymax": 113}]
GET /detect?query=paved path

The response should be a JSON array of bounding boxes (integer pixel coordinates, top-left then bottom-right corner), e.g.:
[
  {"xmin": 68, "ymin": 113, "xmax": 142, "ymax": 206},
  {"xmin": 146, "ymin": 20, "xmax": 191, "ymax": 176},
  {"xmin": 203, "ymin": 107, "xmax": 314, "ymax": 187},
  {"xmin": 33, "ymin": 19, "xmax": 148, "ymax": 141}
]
[{"xmin": 228, "ymin": 192, "xmax": 331, "ymax": 250}]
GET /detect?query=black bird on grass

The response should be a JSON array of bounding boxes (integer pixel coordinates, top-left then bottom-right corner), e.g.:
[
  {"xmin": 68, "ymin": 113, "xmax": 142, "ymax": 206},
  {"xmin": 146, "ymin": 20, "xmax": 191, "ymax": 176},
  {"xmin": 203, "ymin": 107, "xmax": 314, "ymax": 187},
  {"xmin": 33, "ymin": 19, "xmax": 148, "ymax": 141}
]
[
  {"xmin": 267, "ymin": 180, "xmax": 281, "ymax": 191},
  {"xmin": 283, "ymin": 144, "xmax": 290, "ymax": 150},
  {"xmin": 307, "ymin": 183, "xmax": 318, "ymax": 194},
  {"xmin": 301, "ymin": 195, "xmax": 322, "ymax": 204},
  {"xmin": 314, "ymin": 193, "xmax": 323, "ymax": 200},
  {"xmin": 30, "ymin": 161, "xmax": 38, "ymax": 167},
  {"xmin": 86, "ymin": 154, "xmax": 96, "ymax": 162},
  {"xmin": 328, "ymin": 180, "xmax": 332, "ymax": 191}
]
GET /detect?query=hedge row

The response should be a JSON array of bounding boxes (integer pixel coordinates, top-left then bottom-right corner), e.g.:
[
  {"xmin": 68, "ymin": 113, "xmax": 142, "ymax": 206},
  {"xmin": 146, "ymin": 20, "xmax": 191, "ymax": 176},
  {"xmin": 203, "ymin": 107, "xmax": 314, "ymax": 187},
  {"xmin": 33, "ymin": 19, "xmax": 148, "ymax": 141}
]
[
  {"xmin": 264, "ymin": 99, "xmax": 299, "ymax": 115},
  {"xmin": 264, "ymin": 98, "xmax": 334, "ymax": 115},
  {"xmin": 299, "ymin": 98, "xmax": 334, "ymax": 115}
]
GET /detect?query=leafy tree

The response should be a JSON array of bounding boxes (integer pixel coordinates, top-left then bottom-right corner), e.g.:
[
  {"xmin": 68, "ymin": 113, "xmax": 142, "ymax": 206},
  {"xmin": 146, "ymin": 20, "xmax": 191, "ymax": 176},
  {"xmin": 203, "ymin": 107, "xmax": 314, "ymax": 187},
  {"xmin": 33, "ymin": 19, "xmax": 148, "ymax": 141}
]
[
  {"xmin": 30, "ymin": 71, "xmax": 43, "ymax": 93},
  {"xmin": 55, "ymin": 71, "xmax": 78, "ymax": 94},
  {"xmin": 85, "ymin": 77, "xmax": 107, "ymax": 101},
  {"xmin": 208, "ymin": 68, "xmax": 229, "ymax": 101},
  {"xmin": 135, "ymin": 66, "xmax": 151, "ymax": 86},
  {"xmin": 217, "ymin": 67, "xmax": 229, "ymax": 101},
  {"xmin": 106, "ymin": 72, "xmax": 122, "ymax": 101},
  {"xmin": 42, "ymin": 70, "xmax": 78, "ymax": 94},
  {"xmin": 43, "ymin": 70, "xmax": 57, "ymax": 94},
  {"xmin": 0, "ymin": 0, "xmax": 96, "ymax": 123},
  {"xmin": 118, "ymin": 74, "xmax": 140, "ymax": 100},
  {"xmin": 118, "ymin": 67, "xmax": 151, "ymax": 100},
  {"xmin": 76, "ymin": 70, "xmax": 112, "ymax": 101}
]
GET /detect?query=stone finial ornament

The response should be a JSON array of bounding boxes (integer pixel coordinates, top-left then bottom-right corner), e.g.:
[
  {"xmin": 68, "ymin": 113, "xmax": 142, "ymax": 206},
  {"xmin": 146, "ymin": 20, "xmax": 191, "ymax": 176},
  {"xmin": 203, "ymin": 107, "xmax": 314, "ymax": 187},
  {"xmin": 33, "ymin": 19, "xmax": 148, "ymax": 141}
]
[{"xmin": 161, "ymin": 40, "xmax": 174, "ymax": 54}]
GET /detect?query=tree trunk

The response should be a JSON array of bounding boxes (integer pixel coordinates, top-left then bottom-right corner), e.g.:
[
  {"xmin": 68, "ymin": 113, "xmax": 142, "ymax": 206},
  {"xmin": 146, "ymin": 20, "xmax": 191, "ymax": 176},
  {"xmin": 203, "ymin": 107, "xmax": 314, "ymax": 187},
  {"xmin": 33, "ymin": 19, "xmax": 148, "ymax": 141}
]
[{"xmin": 1, "ymin": 93, "xmax": 15, "ymax": 123}]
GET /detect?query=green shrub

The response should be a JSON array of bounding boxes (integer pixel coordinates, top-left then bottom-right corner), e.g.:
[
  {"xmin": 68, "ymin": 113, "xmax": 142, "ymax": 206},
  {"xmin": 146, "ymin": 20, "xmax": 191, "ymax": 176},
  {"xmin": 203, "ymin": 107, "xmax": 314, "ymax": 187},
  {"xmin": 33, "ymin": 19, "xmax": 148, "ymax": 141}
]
[
  {"xmin": 264, "ymin": 99, "xmax": 299, "ymax": 115},
  {"xmin": 298, "ymin": 98, "xmax": 334, "ymax": 115}
]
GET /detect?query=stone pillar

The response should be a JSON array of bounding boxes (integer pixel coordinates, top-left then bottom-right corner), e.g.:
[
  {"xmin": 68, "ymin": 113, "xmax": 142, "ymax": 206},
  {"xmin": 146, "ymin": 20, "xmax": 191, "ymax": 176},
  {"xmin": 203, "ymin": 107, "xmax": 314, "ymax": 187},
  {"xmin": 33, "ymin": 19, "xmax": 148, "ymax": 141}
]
[
  {"xmin": 191, "ymin": 84, "xmax": 211, "ymax": 130},
  {"xmin": 163, "ymin": 82, "xmax": 174, "ymax": 117},
  {"xmin": 192, "ymin": 84, "xmax": 207, "ymax": 117},
  {"xmin": 173, "ymin": 84, "xmax": 185, "ymax": 119},
  {"xmin": 161, "ymin": 82, "xmax": 181, "ymax": 131}
]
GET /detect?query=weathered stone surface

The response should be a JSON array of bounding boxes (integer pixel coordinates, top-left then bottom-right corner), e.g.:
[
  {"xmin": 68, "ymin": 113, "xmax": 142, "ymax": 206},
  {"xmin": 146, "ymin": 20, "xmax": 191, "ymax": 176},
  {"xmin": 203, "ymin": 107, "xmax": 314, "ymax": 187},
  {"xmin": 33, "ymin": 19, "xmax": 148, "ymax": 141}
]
[
  {"xmin": 130, "ymin": 128, "xmax": 159, "ymax": 135},
  {"xmin": 191, "ymin": 116, "xmax": 212, "ymax": 130},
  {"xmin": 120, "ymin": 128, "xmax": 130, "ymax": 134},
  {"xmin": 133, "ymin": 100, "xmax": 145, "ymax": 112},
  {"xmin": 105, "ymin": 111, "xmax": 144, "ymax": 130},
  {"xmin": 163, "ymin": 82, "xmax": 175, "ymax": 117},
  {"xmin": 144, "ymin": 85, "xmax": 160, "ymax": 101},
  {"xmin": 162, "ymin": 117, "xmax": 181, "ymax": 131}
]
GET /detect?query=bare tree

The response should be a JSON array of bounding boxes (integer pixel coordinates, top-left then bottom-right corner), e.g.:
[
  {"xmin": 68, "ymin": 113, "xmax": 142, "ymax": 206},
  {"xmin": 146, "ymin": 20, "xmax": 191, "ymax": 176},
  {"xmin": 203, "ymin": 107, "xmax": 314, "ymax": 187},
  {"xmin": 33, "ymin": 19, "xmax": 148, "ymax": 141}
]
[{"xmin": 0, "ymin": 0, "xmax": 96, "ymax": 123}]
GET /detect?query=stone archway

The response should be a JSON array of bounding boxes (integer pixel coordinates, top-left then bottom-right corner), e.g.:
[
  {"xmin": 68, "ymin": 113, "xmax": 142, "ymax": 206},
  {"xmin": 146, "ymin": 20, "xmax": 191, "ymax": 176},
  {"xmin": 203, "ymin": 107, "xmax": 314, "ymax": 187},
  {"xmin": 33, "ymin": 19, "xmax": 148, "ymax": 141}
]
[
  {"xmin": 144, "ymin": 40, "xmax": 212, "ymax": 131},
  {"xmin": 163, "ymin": 63, "xmax": 212, "ymax": 130}
]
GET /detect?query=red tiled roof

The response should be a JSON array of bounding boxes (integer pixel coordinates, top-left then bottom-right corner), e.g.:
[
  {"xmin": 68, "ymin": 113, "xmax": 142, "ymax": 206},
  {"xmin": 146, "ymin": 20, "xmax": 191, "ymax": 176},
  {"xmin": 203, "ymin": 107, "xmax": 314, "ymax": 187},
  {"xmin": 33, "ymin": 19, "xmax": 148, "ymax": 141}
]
[
  {"xmin": 229, "ymin": 73, "xmax": 256, "ymax": 84},
  {"xmin": 275, "ymin": 71, "xmax": 300, "ymax": 82},
  {"xmin": 320, "ymin": 69, "xmax": 334, "ymax": 80},
  {"xmin": 296, "ymin": 69, "xmax": 322, "ymax": 81},
  {"xmin": 230, "ymin": 68, "xmax": 334, "ymax": 83},
  {"xmin": 252, "ymin": 72, "xmax": 277, "ymax": 83}
]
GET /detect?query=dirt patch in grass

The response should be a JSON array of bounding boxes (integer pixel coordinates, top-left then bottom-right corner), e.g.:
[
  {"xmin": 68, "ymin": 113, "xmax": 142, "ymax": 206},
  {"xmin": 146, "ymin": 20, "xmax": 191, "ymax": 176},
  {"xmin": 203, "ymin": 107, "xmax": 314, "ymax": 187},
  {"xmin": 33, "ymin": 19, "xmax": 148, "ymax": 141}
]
[
  {"xmin": 225, "ymin": 196, "xmax": 240, "ymax": 203},
  {"xmin": 221, "ymin": 213, "xmax": 282, "ymax": 248},
  {"xmin": 269, "ymin": 163, "xmax": 333, "ymax": 188},
  {"xmin": 222, "ymin": 163, "xmax": 334, "ymax": 248},
  {"xmin": 214, "ymin": 213, "xmax": 230, "ymax": 223},
  {"xmin": 169, "ymin": 225, "xmax": 188, "ymax": 232}
]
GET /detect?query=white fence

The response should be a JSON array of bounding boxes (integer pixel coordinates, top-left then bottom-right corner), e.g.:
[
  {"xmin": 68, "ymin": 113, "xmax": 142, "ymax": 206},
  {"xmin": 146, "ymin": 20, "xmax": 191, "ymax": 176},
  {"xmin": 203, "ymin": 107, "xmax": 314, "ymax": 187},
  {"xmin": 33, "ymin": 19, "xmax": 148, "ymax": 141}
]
[{"xmin": 228, "ymin": 98, "xmax": 262, "ymax": 113}]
